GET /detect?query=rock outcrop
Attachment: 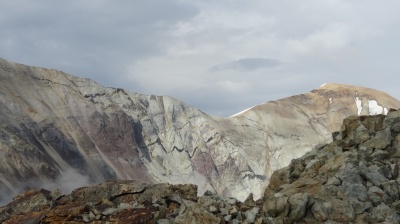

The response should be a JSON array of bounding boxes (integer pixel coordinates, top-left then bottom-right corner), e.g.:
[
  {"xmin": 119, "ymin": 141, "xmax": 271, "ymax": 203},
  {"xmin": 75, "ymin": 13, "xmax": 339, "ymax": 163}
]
[
  {"xmin": 0, "ymin": 180, "xmax": 264, "ymax": 224},
  {"xmin": 262, "ymin": 110, "xmax": 400, "ymax": 223},
  {"xmin": 1, "ymin": 58, "xmax": 400, "ymax": 204}
]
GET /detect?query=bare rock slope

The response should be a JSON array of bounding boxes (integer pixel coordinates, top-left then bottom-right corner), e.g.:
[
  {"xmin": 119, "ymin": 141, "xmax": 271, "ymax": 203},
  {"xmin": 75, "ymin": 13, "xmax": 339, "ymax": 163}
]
[
  {"xmin": 0, "ymin": 58, "xmax": 399, "ymax": 203},
  {"xmin": 3, "ymin": 111, "xmax": 400, "ymax": 223},
  {"xmin": 262, "ymin": 110, "xmax": 400, "ymax": 223}
]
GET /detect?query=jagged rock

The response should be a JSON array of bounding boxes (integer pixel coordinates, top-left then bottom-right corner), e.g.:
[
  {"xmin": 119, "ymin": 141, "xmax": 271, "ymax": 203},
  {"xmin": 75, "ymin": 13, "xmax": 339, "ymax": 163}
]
[
  {"xmin": 232, "ymin": 219, "xmax": 240, "ymax": 224},
  {"xmin": 391, "ymin": 200, "xmax": 400, "ymax": 211},
  {"xmin": 311, "ymin": 200, "xmax": 329, "ymax": 221},
  {"xmin": 329, "ymin": 199, "xmax": 356, "ymax": 222},
  {"xmin": 368, "ymin": 203, "xmax": 398, "ymax": 223},
  {"xmin": 225, "ymin": 197, "xmax": 237, "ymax": 205},
  {"xmin": 198, "ymin": 196, "xmax": 216, "ymax": 207},
  {"xmin": 261, "ymin": 111, "xmax": 400, "ymax": 223},
  {"xmin": 381, "ymin": 180, "xmax": 400, "ymax": 201},
  {"xmin": 364, "ymin": 165, "xmax": 389, "ymax": 186},
  {"xmin": 224, "ymin": 214, "xmax": 232, "ymax": 222},
  {"xmin": 0, "ymin": 179, "xmax": 265, "ymax": 223},
  {"xmin": 245, "ymin": 207, "xmax": 260, "ymax": 223},
  {"xmin": 360, "ymin": 128, "xmax": 392, "ymax": 150},
  {"xmin": 220, "ymin": 207, "xmax": 229, "ymax": 216},
  {"xmin": 209, "ymin": 205, "xmax": 218, "ymax": 213},
  {"xmin": 350, "ymin": 199, "xmax": 372, "ymax": 215},
  {"xmin": 157, "ymin": 219, "xmax": 171, "ymax": 224},
  {"xmin": 342, "ymin": 182, "xmax": 367, "ymax": 202},
  {"xmin": 368, "ymin": 186, "xmax": 389, "ymax": 206},
  {"xmin": 243, "ymin": 193, "xmax": 256, "ymax": 207},
  {"xmin": 288, "ymin": 193, "xmax": 309, "ymax": 221},
  {"xmin": 168, "ymin": 194, "xmax": 183, "ymax": 205}
]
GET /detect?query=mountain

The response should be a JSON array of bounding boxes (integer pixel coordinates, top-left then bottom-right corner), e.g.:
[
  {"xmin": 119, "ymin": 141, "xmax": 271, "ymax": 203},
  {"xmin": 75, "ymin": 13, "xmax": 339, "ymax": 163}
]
[
  {"xmin": 1, "ymin": 58, "xmax": 400, "ymax": 204},
  {"xmin": 2, "ymin": 110, "xmax": 400, "ymax": 223}
]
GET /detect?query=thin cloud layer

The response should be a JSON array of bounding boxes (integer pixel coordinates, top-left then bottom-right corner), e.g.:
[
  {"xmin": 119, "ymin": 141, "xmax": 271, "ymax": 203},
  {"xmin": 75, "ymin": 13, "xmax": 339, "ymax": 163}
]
[
  {"xmin": 209, "ymin": 58, "xmax": 280, "ymax": 72},
  {"xmin": 0, "ymin": 1, "xmax": 400, "ymax": 116}
]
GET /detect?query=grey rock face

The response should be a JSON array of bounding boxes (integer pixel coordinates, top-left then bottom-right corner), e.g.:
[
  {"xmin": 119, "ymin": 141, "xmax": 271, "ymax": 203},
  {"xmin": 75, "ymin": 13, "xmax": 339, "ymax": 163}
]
[
  {"xmin": 1, "ymin": 58, "xmax": 400, "ymax": 203},
  {"xmin": 262, "ymin": 111, "xmax": 400, "ymax": 223},
  {"xmin": 288, "ymin": 193, "xmax": 309, "ymax": 221}
]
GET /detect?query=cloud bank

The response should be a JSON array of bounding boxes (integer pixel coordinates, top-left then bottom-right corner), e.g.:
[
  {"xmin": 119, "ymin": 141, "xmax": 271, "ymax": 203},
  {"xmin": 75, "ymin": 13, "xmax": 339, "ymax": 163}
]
[{"xmin": 1, "ymin": 1, "xmax": 400, "ymax": 116}]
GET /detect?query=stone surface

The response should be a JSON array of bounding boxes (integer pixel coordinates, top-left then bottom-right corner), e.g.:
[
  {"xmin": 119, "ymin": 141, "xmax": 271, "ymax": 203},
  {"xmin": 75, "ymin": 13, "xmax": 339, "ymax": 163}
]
[
  {"xmin": 262, "ymin": 111, "xmax": 400, "ymax": 223},
  {"xmin": 0, "ymin": 180, "xmax": 263, "ymax": 224}
]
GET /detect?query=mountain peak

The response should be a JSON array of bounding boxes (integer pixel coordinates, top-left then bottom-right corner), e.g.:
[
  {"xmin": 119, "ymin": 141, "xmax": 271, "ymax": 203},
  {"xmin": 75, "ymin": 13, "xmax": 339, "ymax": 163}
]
[
  {"xmin": 315, "ymin": 83, "xmax": 392, "ymax": 97},
  {"xmin": 317, "ymin": 82, "xmax": 365, "ymax": 91},
  {"xmin": 318, "ymin": 82, "xmax": 344, "ymax": 89}
]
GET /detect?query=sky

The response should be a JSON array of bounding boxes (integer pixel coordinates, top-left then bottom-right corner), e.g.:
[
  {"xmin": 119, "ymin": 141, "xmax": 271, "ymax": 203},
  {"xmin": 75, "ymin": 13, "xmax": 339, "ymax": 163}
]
[{"xmin": 1, "ymin": 1, "xmax": 400, "ymax": 117}]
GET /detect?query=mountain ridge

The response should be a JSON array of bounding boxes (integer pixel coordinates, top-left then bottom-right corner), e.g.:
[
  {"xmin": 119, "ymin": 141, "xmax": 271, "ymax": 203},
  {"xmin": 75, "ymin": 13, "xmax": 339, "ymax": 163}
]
[{"xmin": 0, "ymin": 58, "xmax": 400, "ymax": 205}]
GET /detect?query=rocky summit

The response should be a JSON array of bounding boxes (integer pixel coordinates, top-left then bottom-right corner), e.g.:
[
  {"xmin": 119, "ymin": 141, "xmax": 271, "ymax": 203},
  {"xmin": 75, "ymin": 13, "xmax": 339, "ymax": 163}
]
[
  {"xmin": 262, "ymin": 110, "xmax": 400, "ymax": 223},
  {"xmin": 1, "ymin": 58, "xmax": 400, "ymax": 203},
  {"xmin": 2, "ymin": 110, "xmax": 400, "ymax": 223}
]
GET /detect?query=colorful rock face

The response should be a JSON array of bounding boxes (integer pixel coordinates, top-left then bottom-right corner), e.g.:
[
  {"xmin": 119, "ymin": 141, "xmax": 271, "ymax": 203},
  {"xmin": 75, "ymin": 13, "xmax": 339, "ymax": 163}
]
[
  {"xmin": 1, "ymin": 58, "xmax": 400, "ymax": 204},
  {"xmin": 3, "ymin": 111, "xmax": 400, "ymax": 223}
]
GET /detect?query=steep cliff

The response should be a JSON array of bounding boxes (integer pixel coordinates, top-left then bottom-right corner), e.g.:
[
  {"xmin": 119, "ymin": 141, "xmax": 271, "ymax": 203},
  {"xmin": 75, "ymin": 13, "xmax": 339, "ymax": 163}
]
[
  {"xmin": 0, "ymin": 58, "xmax": 399, "ymax": 204},
  {"xmin": 2, "ymin": 111, "xmax": 400, "ymax": 223}
]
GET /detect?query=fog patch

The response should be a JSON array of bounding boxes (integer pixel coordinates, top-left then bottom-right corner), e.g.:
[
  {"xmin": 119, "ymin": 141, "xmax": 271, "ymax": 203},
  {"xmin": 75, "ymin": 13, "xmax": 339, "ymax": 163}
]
[
  {"xmin": 43, "ymin": 168, "xmax": 92, "ymax": 194},
  {"xmin": 0, "ymin": 168, "xmax": 94, "ymax": 206}
]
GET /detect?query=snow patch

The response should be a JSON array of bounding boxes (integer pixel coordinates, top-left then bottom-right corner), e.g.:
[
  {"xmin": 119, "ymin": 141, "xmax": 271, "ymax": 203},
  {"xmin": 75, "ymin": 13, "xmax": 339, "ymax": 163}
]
[
  {"xmin": 230, "ymin": 103, "xmax": 265, "ymax": 117},
  {"xmin": 329, "ymin": 98, "xmax": 332, "ymax": 104},
  {"xmin": 355, "ymin": 97, "xmax": 362, "ymax": 115},
  {"xmin": 320, "ymin": 83, "xmax": 327, "ymax": 87},
  {"xmin": 368, "ymin": 100, "xmax": 388, "ymax": 115},
  {"xmin": 230, "ymin": 106, "xmax": 255, "ymax": 117}
]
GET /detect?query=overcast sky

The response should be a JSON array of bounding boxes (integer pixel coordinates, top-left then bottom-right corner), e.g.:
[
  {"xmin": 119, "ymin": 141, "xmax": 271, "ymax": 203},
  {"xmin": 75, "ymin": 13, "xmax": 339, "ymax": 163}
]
[{"xmin": 1, "ymin": 1, "xmax": 399, "ymax": 116}]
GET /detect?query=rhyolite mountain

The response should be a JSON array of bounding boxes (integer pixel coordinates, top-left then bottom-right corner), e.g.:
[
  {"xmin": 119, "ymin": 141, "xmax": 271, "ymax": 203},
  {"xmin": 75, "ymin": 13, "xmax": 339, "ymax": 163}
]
[
  {"xmin": 0, "ymin": 58, "xmax": 399, "ymax": 204},
  {"xmin": 2, "ymin": 111, "xmax": 400, "ymax": 223}
]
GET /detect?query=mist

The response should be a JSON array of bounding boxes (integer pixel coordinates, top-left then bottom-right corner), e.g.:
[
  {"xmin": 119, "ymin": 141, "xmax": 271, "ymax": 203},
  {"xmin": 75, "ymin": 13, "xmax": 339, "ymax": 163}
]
[{"xmin": 0, "ymin": 168, "xmax": 94, "ymax": 206}]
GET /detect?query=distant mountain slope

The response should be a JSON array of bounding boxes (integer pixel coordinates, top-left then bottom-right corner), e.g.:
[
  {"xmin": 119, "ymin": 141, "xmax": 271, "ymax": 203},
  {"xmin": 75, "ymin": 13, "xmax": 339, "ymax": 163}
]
[
  {"xmin": 0, "ymin": 58, "xmax": 399, "ymax": 204},
  {"xmin": 3, "ymin": 111, "xmax": 400, "ymax": 223},
  {"xmin": 231, "ymin": 83, "xmax": 400, "ymax": 175}
]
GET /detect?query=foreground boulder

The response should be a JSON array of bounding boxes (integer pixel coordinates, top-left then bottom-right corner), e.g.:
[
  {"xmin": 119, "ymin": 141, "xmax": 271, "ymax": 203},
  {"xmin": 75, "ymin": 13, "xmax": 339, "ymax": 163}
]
[{"xmin": 262, "ymin": 110, "xmax": 400, "ymax": 223}]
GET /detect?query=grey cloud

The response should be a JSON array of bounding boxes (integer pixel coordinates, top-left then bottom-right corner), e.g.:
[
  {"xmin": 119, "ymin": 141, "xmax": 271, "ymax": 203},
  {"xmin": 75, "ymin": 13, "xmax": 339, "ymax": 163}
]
[
  {"xmin": 1, "ymin": 0, "xmax": 400, "ymax": 118},
  {"xmin": 0, "ymin": 0, "xmax": 199, "ymax": 89},
  {"xmin": 209, "ymin": 58, "xmax": 280, "ymax": 72}
]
